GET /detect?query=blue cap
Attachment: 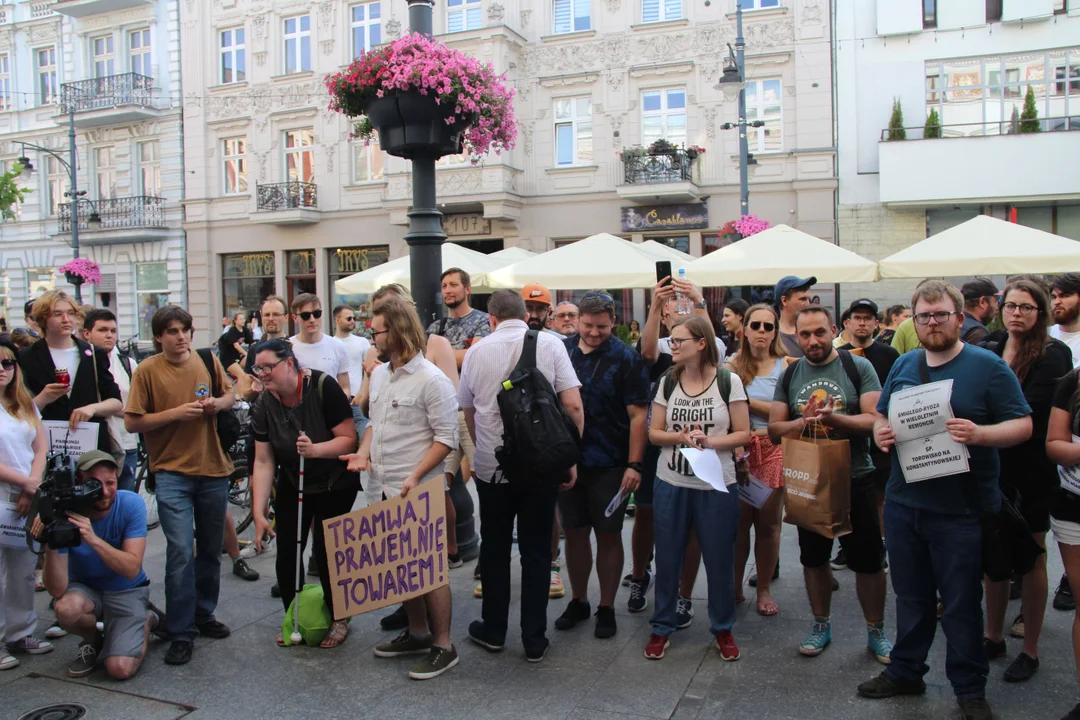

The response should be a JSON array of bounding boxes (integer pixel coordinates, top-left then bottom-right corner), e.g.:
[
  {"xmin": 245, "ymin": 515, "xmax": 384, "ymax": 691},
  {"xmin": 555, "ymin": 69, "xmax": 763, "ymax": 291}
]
[{"xmin": 773, "ymin": 275, "xmax": 817, "ymax": 305}]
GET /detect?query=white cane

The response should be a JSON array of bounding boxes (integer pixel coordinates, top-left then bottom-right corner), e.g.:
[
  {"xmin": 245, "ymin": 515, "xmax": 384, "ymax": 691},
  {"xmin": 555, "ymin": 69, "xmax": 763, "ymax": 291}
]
[{"xmin": 290, "ymin": 431, "xmax": 307, "ymax": 645}]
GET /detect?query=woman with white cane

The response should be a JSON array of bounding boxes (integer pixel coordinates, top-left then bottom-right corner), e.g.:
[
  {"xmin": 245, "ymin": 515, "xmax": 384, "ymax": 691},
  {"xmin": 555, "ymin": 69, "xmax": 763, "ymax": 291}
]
[{"xmin": 249, "ymin": 339, "xmax": 358, "ymax": 648}]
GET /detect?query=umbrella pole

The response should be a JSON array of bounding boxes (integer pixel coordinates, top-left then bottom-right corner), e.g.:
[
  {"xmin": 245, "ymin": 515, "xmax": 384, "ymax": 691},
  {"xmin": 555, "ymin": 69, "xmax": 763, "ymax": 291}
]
[{"xmin": 290, "ymin": 441, "xmax": 306, "ymax": 645}]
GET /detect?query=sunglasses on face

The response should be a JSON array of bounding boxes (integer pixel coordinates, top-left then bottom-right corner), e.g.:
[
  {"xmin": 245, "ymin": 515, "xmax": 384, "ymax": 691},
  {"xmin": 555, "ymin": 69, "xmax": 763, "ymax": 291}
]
[
  {"xmin": 298, "ymin": 309, "xmax": 323, "ymax": 321},
  {"xmin": 0, "ymin": 359, "xmax": 15, "ymax": 371},
  {"xmin": 748, "ymin": 321, "xmax": 775, "ymax": 332},
  {"xmin": 342, "ymin": 316, "xmax": 355, "ymax": 322}
]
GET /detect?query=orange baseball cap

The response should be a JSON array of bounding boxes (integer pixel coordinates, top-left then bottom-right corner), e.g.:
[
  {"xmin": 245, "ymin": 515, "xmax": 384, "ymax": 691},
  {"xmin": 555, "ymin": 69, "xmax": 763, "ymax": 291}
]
[{"xmin": 521, "ymin": 283, "xmax": 552, "ymax": 306}]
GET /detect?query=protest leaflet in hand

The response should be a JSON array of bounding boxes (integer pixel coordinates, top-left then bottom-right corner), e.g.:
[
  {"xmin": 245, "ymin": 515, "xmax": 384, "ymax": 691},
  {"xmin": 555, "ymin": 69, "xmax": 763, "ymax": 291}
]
[
  {"xmin": 888, "ymin": 379, "xmax": 970, "ymax": 483},
  {"xmin": 322, "ymin": 478, "xmax": 448, "ymax": 620},
  {"xmin": 43, "ymin": 421, "xmax": 100, "ymax": 457}
]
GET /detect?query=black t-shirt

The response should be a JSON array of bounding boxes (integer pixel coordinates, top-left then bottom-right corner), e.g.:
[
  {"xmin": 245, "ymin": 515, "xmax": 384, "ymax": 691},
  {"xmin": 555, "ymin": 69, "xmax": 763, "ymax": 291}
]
[
  {"xmin": 840, "ymin": 341, "xmax": 899, "ymax": 470},
  {"xmin": 219, "ymin": 326, "xmax": 251, "ymax": 371},
  {"xmin": 1050, "ymin": 369, "xmax": 1080, "ymax": 523}
]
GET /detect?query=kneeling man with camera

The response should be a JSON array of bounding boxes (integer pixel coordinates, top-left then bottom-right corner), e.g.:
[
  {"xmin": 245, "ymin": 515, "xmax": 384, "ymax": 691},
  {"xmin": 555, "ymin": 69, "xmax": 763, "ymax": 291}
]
[{"xmin": 34, "ymin": 450, "xmax": 164, "ymax": 679}]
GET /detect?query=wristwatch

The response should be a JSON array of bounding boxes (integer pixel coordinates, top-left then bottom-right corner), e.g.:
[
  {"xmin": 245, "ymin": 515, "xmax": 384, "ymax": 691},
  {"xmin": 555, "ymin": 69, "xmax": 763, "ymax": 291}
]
[
  {"xmin": 627, "ymin": 461, "xmax": 644, "ymax": 473},
  {"xmin": 694, "ymin": 299, "xmax": 708, "ymax": 309}
]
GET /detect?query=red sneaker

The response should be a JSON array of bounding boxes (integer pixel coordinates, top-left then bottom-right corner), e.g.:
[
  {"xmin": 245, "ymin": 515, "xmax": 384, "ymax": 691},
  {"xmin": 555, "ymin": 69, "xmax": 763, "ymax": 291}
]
[
  {"xmin": 715, "ymin": 630, "xmax": 740, "ymax": 661},
  {"xmin": 644, "ymin": 633, "xmax": 670, "ymax": 660}
]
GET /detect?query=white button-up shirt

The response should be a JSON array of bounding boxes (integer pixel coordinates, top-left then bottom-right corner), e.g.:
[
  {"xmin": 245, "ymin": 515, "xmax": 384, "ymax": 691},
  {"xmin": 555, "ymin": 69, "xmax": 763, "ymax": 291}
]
[
  {"xmin": 368, "ymin": 352, "xmax": 459, "ymax": 492},
  {"xmin": 458, "ymin": 319, "xmax": 581, "ymax": 482}
]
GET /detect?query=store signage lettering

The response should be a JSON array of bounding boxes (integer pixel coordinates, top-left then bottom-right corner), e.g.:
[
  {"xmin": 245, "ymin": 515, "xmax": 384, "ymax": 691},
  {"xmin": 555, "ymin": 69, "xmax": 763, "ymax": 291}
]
[
  {"xmin": 241, "ymin": 253, "xmax": 274, "ymax": 277},
  {"xmin": 442, "ymin": 214, "xmax": 491, "ymax": 237},
  {"xmin": 621, "ymin": 204, "xmax": 708, "ymax": 232},
  {"xmin": 334, "ymin": 248, "xmax": 387, "ymax": 274}
]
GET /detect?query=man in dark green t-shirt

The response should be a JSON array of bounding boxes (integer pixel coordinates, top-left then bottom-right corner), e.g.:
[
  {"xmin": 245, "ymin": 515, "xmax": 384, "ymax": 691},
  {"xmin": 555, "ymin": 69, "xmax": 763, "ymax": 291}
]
[{"xmin": 768, "ymin": 306, "xmax": 891, "ymax": 665}]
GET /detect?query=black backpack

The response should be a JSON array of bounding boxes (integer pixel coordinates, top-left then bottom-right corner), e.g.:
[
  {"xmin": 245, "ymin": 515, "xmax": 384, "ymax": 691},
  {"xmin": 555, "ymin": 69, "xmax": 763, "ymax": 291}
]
[
  {"xmin": 494, "ymin": 330, "xmax": 582, "ymax": 486},
  {"xmin": 197, "ymin": 348, "xmax": 243, "ymax": 453}
]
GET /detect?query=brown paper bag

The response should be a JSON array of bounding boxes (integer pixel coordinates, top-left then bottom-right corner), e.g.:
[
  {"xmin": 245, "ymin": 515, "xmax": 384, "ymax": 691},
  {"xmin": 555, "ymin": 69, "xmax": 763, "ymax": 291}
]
[{"xmin": 781, "ymin": 435, "xmax": 852, "ymax": 539}]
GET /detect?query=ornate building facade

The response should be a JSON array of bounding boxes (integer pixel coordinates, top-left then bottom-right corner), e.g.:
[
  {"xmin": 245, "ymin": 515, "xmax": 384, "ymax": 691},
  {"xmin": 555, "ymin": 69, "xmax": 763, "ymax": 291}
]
[{"xmin": 181, "ymin": 0, "xmax": 835, "ymax": 342}]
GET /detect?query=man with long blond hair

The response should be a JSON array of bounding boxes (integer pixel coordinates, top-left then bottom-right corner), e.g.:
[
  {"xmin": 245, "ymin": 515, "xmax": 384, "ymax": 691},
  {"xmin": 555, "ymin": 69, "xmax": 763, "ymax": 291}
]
[{"xmin": 342, "ymin": 295, "xmax": 460, "ymax": 680}]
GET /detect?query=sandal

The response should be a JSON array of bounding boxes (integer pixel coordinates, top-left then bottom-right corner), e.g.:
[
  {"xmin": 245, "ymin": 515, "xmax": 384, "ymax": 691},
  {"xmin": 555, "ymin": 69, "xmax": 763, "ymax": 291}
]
[
  {"xmin": 276, "ymin": 634, "xmax": 286, "ymax": 647},
  {"xmin": 757, "ymin": 598, "xmax": 779, "ymax": 616},
  {"xmin": 735, "ymin": 594, "xmax": 746, "ymax": 604},
  {"xmin": 320, "ymin": 620, "xmax": 349, "ymax": 649}
]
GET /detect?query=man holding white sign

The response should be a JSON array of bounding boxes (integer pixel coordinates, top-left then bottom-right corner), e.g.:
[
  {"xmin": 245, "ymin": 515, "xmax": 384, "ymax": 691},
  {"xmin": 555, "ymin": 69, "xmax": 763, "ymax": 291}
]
[{"xmin": 858, "ymin": 281, "xmax": 1031, "ymax": 720}]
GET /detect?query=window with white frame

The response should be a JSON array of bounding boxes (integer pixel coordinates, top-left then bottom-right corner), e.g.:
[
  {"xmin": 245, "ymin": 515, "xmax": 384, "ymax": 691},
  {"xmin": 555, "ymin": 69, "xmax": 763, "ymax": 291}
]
[
  {"xmin": 284, "ymin": 129, "xmax": 314, "ymax": 183},
  {"xmin": 283, "ymin": 16, "xmax": 311, "ymax": 74},
  {"xmin": 136, "ymin": 262, "xmax": 169, "ymax": 340},
  {"xmin": 222, "ymin": 137, "xmax": 247, "ymax": 194},
  {"xmin": 737, "ymin": 0, "xmax": 779, "ymax": 9},
  {"xmin": 37, "ymin": 47, "xmax": 57, "ymax": 106},
  {"xmin": 745, "ymin": 79, "xmax": 782, "ymax": 152},
  {"xmin": 0, "ymin": 55, "xmax": 10, "ymax": 112},
  {"xmin": 138, "ymin": 141, "xmax": 161, "ymax": 195},
  {"xmin": 220, "ymin": 28, "xmax": 246, "ymax": 84},
  {"xmin": 93, "ymin": 36, "xmax": 115, "ymax": 77},
  {"xmin": 94, "ymin": 147, "xmax": 116, "ymax": 200},
  {"xmin": 447, "ymin": 0, "xmax": 482, "ymax": 32},
  {"xmin": 351, "ymin": 3, "xmax": 382, "ymax": 56},
  {"xmin": 641, "ymin": 0, "xmax": 682, "ymax": 23},
  {"xmin": 129, "ymin": 29, "xmax": 151, "ymax": 76},
  {"xmin": 641, "ymin": 88, "xmax": 686, "ymax": 146},
  {"xmin": 554, "ymin": 0, "xmax": 590, "ymax": 33},
  {"xmin": 554, "ymin": 97, "xmax": 593, "ymax": 166},
  {"xmin": 353, "ymin": 138, "xmax": 385, "ymax": 182},
  {"xmin": 46, "ymin": 155, "xmax": 66, "ymax": 216}
]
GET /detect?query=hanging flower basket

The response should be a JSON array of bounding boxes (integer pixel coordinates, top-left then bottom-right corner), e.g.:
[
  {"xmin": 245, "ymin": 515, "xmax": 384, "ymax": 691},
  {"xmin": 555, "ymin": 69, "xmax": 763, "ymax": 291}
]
[
  {"xmin": 59, "ymin": 258, "xmax": 101, "ymax": 286},
  {"xmin": 325, "ymin": 33, "xmax": 516, "ymax": 161}
]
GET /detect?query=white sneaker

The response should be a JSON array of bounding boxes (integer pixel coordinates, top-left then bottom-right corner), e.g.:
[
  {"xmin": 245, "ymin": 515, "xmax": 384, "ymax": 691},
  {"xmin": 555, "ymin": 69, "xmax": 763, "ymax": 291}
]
[
  {"xmin": 240, "ymin": 537, "xmax": 272, "ymax": 559},
  {"xmin": 0, "ymin": 651, "xmax": 18, "ymax": 670},
  {"xmin": 45, "ymin": 625, "xmax": 67, "ymax": 639}
]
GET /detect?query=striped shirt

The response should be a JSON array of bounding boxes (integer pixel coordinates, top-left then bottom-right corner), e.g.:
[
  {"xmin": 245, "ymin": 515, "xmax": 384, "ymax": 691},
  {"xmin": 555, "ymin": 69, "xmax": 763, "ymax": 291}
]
[{"xmin": 458, "ymin": 320, "xmax": 581, "ymax": 482}]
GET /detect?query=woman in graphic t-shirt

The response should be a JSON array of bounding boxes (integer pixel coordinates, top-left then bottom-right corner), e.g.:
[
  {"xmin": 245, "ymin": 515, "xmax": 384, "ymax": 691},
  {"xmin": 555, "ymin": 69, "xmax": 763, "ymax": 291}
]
[
  {"xmin": 645, "ymin": 316, "xmax": 750, "ymax": 662},
  {"xmin": 1047, "ymin": 367, "xmax": 1080, "ymax": 720},
  {"xmin": 0, "ymin": 337, "xmax": 50, "ymax": 669}
]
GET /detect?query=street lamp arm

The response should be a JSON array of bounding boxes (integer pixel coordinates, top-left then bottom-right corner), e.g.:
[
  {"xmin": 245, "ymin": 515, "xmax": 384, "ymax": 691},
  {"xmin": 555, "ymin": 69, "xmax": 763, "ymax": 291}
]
[{"xmin": 16, "ymin": 142, "xmax": 73, "ymax": 176}]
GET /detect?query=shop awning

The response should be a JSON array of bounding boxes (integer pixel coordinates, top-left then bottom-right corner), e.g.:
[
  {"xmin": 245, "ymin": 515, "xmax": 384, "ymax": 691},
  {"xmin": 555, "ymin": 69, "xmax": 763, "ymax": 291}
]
[
  {"xmin": 878, "ymin": 215, "xmax": 1080, "ymax": 279},
  {"xmin": 483, "ymin": 233, "xmax": 678, "ymax": 290},
  {"xmin": 686, "ymin": 224, "xmax": 879, "ymax": 285},
  {"xmin": 333, "ymin": 242, "xmax": 507, "ymax": 294}
]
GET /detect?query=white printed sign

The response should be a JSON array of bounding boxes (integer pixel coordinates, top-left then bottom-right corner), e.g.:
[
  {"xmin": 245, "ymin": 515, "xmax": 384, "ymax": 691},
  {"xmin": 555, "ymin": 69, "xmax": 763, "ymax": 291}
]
[
  {"xmin": 737, "ymin": 475, "xmax": 773, "ymax": 509},
  {"xmin": 1059, "ymin": 435, "xmax": 1080, "ymax": 497},
  {"xmin": 678, "ymin": 448, "xmax": 730, "ymax": 493},
  {"xmin": 43, "ymin": 420, "xmax": 100, "ymax": 457},
  {"xmin": 888, "ymin": 380, "xmax": 969, "ymax": 483},
  {"xmin": 0, "ymin": 501, "xmax": 27, "ymax": 549}
]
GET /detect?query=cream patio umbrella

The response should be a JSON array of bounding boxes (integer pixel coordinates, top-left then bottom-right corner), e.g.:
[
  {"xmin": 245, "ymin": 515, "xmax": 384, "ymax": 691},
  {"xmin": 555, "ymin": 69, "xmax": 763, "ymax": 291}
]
[
  {"xmin": 333, "ymin": 242, "xmax": 507, "ymax": 294},
  {"xmin": 685, "ymin": 224, "xmax": 879, "ymax": 285},
  {"xmin": 483, "ymin": 233, "xmax": 677, "ymax": 290},
  {"xmin": 488, "ymin": 246, "xmax": 537, "ymax": 262},
  {"xmin": 878, "ymin": 215, "xmax": 1080, "ymax": 278},
  {"xmin": 639, "ymin": 239, "xmax": 696, "ymax": 263}
]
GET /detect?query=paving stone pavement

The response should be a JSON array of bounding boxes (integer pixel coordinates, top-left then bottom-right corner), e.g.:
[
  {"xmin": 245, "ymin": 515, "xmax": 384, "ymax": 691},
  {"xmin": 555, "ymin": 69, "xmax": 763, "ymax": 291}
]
[{"xmin": 3, "ymin": 487, "xmax": 1076, "ymax": 720}]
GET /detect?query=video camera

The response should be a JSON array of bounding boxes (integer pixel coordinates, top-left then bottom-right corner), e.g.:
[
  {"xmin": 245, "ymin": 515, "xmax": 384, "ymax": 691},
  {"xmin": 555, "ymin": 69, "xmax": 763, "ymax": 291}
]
[{"xmin": 36, "ymin": 452, "xmax": 102, "ymax": 549}]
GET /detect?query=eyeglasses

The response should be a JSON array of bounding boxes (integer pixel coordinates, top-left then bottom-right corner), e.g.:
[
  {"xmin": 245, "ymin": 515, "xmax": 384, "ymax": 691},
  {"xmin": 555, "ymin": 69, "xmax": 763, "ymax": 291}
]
[
  {"xmin": 554, "ymin": 312, "xmax": 579, "ymax": 320},
  {"xmin": 371, "ymin": 329, "xmax": 389, "ymax": 338},
  {"xmin": 668, "ymin": 336, "xmax": 701, "ymax": 349},
  {"xmin": 297, "ymin": 309, "xmax": 323, "ymax": 321},
  {"xmin": 748, "ymin": 321, "xmax": 775, "ymax": 332},
  {"xmin": 0, "ymin": 359, "xmax": 15, "ymax": 371},
  {"xmin": 913, "ymin": 311, "xmax": 957, "ymax": 325},
  {"xmin": 581, "ymin": 292, "xmax": 614, "ymax": 303},
  {"xmin": 253, "ymin": 358, "xmax": 287, "ymax": 376},
  {"xmin": 1002, "ymin": 302, "xmax": 1038, "ymax": 316}
]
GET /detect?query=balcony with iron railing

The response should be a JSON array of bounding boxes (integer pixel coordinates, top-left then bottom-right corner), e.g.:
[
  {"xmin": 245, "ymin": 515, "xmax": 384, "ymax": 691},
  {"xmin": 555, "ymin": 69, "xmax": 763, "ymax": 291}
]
[
  {"xmin": 878, "ymin": 117, "xmax": 1080, "ymax": 206},
  {"xmin": 58, "ymin": 73, "xmax": 162, "ymax": 128},
  {"xmin": 56, "ymin": 196, "xmax": 169, "ymax": 244},
  {"xmin": 617, "ymin": 146, "xmax": 701, "ymax": 203},
  {"xmin": 252, "ymin": 181, "xmax": 320, "ymax": 225}
]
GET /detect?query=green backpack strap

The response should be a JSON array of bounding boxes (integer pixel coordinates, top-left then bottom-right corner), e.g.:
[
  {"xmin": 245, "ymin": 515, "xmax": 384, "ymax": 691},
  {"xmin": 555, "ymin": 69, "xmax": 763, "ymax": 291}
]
[
  {"xmin": 316, "ymin": 371, "xmax": 327, "ymax": 402},
  {"xmin": 717, "ymin": 366, "xmax": 732, "ymax": 406},
  {"xmin": 660, "ymin": 368, "xmax": 677, "ymax": 402}
]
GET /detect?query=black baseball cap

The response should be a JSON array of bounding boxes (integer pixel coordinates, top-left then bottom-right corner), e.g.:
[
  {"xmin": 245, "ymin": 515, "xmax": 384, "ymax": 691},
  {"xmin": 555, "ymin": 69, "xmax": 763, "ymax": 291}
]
[
  {"xmin": 848, "ymin": 298, "xmax": 879, "ymax": 316},
  {"xmin": 960, "ymin": 278, "xmax": 999, "ymax": 301}
]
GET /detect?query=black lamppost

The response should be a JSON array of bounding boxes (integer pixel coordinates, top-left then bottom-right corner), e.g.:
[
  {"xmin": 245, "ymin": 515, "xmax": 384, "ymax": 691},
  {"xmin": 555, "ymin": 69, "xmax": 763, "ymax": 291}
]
[
  {"xmin": 16, "ymin": 111, "xmax": 101, "ymax": 304},
  {"xmin": 713, "ymin": 2, "xmax": 764, "ymax": 216},
  {"xmin": 403, "ymin": 0, "xmax": 445, "ymax": 327}
]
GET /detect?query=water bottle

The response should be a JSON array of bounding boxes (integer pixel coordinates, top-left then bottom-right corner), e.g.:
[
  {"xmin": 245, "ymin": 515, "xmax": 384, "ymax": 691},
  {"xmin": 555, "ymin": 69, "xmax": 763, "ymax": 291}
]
[{"xmin": 676, "ymin": 268, "xmax": 694, "ymax": 315}]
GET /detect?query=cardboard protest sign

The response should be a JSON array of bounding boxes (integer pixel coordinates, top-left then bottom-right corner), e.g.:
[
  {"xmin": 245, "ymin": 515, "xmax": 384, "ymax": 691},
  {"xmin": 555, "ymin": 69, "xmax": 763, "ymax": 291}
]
[
  {"xmin": 322, "ymin": 478, "xmax": 447, "ymax": 620},
  {"xmin": 43, "ymin": 421, "xmax": 99, "ymax": 457}
]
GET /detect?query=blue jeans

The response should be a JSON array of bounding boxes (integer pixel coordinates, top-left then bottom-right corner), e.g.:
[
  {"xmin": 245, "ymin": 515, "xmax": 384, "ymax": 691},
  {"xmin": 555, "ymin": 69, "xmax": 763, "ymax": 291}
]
[
  {"xmin": 117, "ymin": 449, "xmax": 138, "ymax": 493},
  {"xmin": 650, "ymin": 478, "xmax": 741, "ymax": 637},
  {"xmin": 155, "ymin": 472, "xmax": 230, "ymax": 642},
  {"xmin": 883, "ymin": 500, "xmax": 988, "ymax": 701}
]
